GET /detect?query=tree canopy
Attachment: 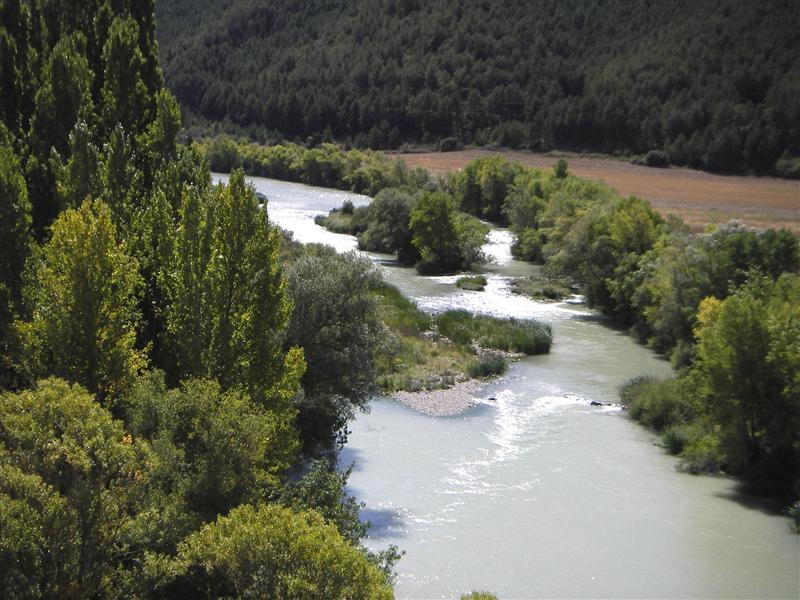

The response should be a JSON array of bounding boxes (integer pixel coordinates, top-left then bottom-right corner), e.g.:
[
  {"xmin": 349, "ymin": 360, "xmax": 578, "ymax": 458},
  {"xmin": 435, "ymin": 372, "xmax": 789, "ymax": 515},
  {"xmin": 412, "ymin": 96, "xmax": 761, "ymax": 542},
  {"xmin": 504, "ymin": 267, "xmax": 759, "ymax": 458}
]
[{"xmin": 156, "ymin": 0, "xmax": 800, "ymax": 176}]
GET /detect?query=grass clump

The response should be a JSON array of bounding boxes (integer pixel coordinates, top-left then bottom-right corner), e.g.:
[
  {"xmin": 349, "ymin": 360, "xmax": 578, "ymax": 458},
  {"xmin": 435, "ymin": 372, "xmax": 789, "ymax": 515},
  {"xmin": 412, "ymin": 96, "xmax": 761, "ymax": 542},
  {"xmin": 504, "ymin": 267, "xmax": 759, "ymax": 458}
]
[
  {"xmin": 510, "ymin": 274, "xmax": 571, "ymax": 300},
  {"xmin": 456, "ymin": 275, "xmax": 488, "ymax": 291},
  {"xmin": 435, "ymin": 310, "xmax": 552, "ymax": 355},
  {"xmin": 468, "ymin": 353, "xmax": 507, "ymax": 378}
]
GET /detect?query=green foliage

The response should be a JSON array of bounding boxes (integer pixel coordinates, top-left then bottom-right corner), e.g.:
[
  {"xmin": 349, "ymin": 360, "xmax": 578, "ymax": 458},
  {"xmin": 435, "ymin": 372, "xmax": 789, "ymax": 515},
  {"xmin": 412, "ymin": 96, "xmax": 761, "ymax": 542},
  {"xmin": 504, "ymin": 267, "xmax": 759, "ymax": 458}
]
[
  {"xmin": 358, "ymin": 187, "xmax": 417, "ymax": 261},
  {"xmin": 468, "ymin": 353, "xmax": 508, "ymax": 378},
  {"xmin": 372, "ymin": 283, "xmax": 431, "ymax": 337},
  {"xmin": 553, "ymin": 158, "xmax": 569, "ymax": 179},
  {"xmin": 28, "ymin": 31, "xmax": 93, "ymax": 160},
  {"xmin": 286, "ymin": 248, "xmax": 384, "ymax": 452},
  {"xmin": 774, "ymin": 155, "xmax": 800, "ymax": 179},
  {"xmin": 435, "ymin": 310, "xmax": 552, "ymax": 355},
  {"xmin": 18, "ymin": 200, "xmax": 146, "ymax": 400},
  {"xmin": 662, "ymin": 423, "xmax": 699, "ymax": 455},
  {"xmin": 456, "ymin": 275, "xmax": 488, "ymax": 291},
  {"xmin": 619, "ymin": 376, "xmax": 695, "ymax": 432},
  {"xmin": 157, "ymin": 0, "xmax": 799, "ymax": 175},
  {"xmin": 461, "ymin": 593, "xmax": 499, "ymax": 600},
  {"xmin": 314, "ymin": 205, "xmax": 369, "ymax": 235},
  {"xmin": 196, "ymin": 137, "xmax": 431, "ymax": 196},
  {"xmin": 158, "ymin": 503, "xmax": 394, "ymax": 599},
  {"xmin": 52, "ymin": 119, "xmax": 101, "ymax": 210},
  {"xmin": 450, "ymin": 155, "xmax": 523, "ymax": 223},
  {"xmin": 101, "ymin": 15, "xmax": 151, "ymax": 138},
  {"xmin": 689, "ymin": 275, "xmax": 800, "ymax": 495},
  {"xmin": 279, "ymin": 459, "xmax": 366, "ymax": 545},
  {"xmin": 124, "ymin": 372, "xmax": 298, "ymax": 523},
  {"xmin": 0, "ymin": 378, "xmax": 154, "ymax": 599},
  {"xmin": 677, "ymin": 429, "xmax": 726, "ymax": 475},
  {"xmin": 643, "ymin": 149, "xmax": 670, "ymax": 168},
  {"xmin": 509, "ymin": 274, "xmax": 570, "ymax": 300},
  {"xmin": 410, "ymin": 191, "xmax": 488, "ymax": 274},
  {"xmin": 0, "ymin": 2, "xmax": 402, "ymax": 596},
  {"xmin": 163, "ymin": 170, "xmax": 300, "ymax": 406},
  {"xmin": 0, "ymin": 143, "xmax": 31, "ymax": 388}
]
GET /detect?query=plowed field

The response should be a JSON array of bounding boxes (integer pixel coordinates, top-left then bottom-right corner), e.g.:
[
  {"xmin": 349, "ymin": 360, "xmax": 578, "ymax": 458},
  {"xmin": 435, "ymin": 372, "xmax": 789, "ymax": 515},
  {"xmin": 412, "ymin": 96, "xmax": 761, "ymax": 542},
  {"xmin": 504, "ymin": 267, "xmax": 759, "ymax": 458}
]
[{"xmin": 398, "ymin": 149, "xmax": 799, "ymax": 233}]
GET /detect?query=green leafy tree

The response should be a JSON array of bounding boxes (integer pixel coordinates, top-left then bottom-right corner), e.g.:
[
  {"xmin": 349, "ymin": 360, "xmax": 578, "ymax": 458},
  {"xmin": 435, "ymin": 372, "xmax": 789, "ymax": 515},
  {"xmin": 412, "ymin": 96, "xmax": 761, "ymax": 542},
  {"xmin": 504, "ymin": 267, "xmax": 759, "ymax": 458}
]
[
  {"xmin": 99, "ymin": 123, "xmax": 139, "ymax": 227},
  {"xmin": 18, "ymin": 200, "xmax": 146, "ymax": 400},
  {"xmin": 286, "ymin": 248, "xmax": 383, "ymax": 452},
  {"xmin": 100, "ymin": 15, "xmax": 150, "ymax": 141},
  {"xmin": 690, "ymin": 274, "xmax": 800, "ymax": 495},
  {"xmin": 164, "ymin": 170, "xmax": 302, "ymax": 407},
  {"xmin": 0, "ymin": 143, "xmax": 31, "ymax": 388},
  {"xmin": 27, "ymin": 31, "xmax": 94, "ymax": 231},
  {"xmin": 452, "ymin": 155, "xmax": 522, "ymax": 223},
  {"xmin": 410, "ymin": 191, "xmax": 487, "ymax": 274},
  {"xmin": 279, "ymin": 459, "xmax": 366, "ymax": 545},
  {"xmin": 504, "ymin": 169, "xmax": 548, "ymax": 261},
  {"xmin": 51, "ymin": 119, "xmax": 101, "ymax": 210},
  {"xmin": 28, "ymin": 31, "xmax": 93, "ymax": 159},
  {"xmin": 357, "ymin": 187, "xmax": 417, "ymax": 261},
  {"xmin": 124, "ymin": 372, "xmax": 299, "ymax": 523},
  {"xmin": 156, "ymin": 503, "xmax": 393, "ymax": 599},
  {"xmin": 0, "ymin": 378, "xmax": 154, "ymax": 599}
]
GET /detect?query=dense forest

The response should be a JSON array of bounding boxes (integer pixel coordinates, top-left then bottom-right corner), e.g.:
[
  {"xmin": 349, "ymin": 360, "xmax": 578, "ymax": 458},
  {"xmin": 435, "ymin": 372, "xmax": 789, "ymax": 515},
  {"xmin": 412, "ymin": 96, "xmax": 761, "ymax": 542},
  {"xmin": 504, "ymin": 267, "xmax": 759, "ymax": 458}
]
[
  {"xmin": 0, "ymin": 1, "xmax": 404, "ymax": 597},
  {"xmin": 155, "ymin": 0, "xmax": 800, "ymax": 176}
]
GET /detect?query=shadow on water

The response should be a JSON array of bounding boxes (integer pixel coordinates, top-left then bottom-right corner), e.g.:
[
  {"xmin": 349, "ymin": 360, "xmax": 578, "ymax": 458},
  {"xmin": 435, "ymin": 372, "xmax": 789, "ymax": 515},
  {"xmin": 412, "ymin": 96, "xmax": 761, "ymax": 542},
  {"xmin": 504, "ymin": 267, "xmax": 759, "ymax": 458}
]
[
  {"xmin": 713, "ymin": 480, "xmax": 787, "ymax": 517},
  {"xmin": 338, "ymin": 446, "xmax": 364, "ymax": 473},
  {"xmin": 359, "ymin": 507, "xmax": 408, "ymax": 539}
]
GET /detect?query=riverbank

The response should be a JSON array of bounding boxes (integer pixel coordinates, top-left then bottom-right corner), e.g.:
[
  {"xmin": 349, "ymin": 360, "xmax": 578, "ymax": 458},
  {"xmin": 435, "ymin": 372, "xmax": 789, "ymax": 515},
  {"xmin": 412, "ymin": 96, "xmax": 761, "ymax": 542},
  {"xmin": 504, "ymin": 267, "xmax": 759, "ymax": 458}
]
[
  {"xmin": 390, "ymin": 378, "xmax": 484, "ymax": 416},
  {"xmin": 397, "ymin": 148, "xmax": 800, "ymax": 233}
]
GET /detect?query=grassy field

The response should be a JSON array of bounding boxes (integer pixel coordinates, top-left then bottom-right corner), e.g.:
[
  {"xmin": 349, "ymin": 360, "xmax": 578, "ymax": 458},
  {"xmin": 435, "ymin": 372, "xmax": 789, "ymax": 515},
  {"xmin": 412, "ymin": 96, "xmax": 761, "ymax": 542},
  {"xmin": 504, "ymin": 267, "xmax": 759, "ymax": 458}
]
[{"xmin": 397, "ymin": 149, "xmax": 799, "ymax": 233}]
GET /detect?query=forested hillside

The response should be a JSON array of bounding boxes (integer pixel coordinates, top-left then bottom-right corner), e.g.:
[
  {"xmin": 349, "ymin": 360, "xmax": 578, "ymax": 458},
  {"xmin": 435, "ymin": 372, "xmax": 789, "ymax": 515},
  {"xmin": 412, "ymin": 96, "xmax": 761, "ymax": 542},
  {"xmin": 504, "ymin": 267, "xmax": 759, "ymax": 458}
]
[{"xmin": 155, "ymin": 0, "xmax": 800, "ymax": 175}]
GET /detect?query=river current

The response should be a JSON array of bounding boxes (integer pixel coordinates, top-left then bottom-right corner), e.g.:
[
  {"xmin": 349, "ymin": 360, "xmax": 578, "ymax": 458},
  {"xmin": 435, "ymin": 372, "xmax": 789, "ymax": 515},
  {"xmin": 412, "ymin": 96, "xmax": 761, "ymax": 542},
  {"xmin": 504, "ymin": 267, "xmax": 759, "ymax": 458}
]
[{"xmin": 216, "ymin": 174, "xmax": 799, "ymax": 599}]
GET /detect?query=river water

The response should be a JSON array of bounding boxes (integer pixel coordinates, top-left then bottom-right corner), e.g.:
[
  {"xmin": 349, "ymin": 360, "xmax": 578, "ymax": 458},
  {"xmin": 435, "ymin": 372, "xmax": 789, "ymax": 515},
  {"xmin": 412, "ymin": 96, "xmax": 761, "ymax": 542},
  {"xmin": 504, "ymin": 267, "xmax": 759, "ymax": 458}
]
[{"xmin": 217, "ymin": 174, "xmax": 799, "ymax": 599}]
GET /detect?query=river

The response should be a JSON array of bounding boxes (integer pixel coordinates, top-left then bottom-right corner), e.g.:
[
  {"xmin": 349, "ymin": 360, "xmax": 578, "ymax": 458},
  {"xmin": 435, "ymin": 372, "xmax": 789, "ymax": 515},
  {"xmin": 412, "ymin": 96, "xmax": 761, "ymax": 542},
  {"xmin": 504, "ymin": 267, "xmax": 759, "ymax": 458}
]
[{"xmin": 216, "ymin": 174, "xmax": 799, "ymax": 599}]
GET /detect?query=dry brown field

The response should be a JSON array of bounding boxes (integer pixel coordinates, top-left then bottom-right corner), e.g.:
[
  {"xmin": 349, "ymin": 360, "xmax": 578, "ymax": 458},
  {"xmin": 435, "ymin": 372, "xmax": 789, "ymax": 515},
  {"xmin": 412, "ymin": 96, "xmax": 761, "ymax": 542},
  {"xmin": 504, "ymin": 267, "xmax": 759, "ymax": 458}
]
[{"xmin": 397, "ymin": 149, "xmax": 800, "ymax": 233}]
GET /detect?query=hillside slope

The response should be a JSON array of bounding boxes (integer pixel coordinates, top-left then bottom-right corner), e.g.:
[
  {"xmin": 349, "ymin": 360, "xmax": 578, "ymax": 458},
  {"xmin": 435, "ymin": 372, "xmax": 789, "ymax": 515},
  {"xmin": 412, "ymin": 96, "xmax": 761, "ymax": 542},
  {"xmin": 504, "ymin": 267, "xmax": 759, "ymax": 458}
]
[{"xmin": 156, "ymin": 0, "xmax": 800, "ymax": 175}]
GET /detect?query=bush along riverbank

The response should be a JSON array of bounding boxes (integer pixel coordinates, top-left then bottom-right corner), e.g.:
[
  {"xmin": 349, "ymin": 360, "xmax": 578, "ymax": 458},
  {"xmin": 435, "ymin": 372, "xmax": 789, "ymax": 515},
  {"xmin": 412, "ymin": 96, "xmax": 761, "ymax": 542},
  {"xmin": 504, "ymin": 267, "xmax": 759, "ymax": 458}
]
[{"xmin": 620, "ymin": 274, "xmax": 800, "ymax": 523}]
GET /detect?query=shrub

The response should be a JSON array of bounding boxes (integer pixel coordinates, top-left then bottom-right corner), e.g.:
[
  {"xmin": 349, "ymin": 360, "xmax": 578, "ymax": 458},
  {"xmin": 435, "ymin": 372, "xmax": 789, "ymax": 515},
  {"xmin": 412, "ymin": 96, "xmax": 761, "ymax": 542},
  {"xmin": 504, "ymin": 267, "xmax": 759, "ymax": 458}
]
[
  {"xmin": 644, "ymin": 149, "xmax": 670, "ymax": 167},
  {"xmin": 438, "ymin": 137, "xmax": 460, "ymax": 152},
  {"xmin": 662, "ymin": 423, "xmax": 698, "ymax": 455},
  {"xmin": 468, "ymin": 353, "xmax": 507, "ymax": 378},
  {"xmin": 678, "ymin": 430, "xmax": 725, "ymax": 474},
  {"xmin": 774, "ymin": 155, "xmax": 800, "ymax": 179},
  {"xmin": 456, "ymin": 275, "xmax": 488, "ymax": 291},
  {"xmin": 619, "ymin": 377, "xmax": 693, "ymax": 432}
]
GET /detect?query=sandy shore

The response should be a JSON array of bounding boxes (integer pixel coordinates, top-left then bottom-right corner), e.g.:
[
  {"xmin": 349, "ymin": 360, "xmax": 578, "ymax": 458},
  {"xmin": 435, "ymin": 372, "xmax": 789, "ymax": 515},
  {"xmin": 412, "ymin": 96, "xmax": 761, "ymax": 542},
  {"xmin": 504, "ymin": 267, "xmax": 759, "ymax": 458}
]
[{"xmin": 390, "ymin": 379, "xmax": 485, "ymax": 417}]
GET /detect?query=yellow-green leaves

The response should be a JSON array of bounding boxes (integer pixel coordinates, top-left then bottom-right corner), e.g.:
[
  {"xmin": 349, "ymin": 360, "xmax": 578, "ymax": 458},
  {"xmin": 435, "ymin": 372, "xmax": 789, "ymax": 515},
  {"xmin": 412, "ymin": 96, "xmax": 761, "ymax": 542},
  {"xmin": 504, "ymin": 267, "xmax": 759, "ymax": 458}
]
[
  {"xmin": 166, "ymin": 503, "xmax": 393, "ymax": 599},
  {"xmin": 0, "ymin": 378, "xmax": 154, "ymax": 599},
  {"xmin": 18, "ymin": 200, "xmax": 146, "ymax": 400}
]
